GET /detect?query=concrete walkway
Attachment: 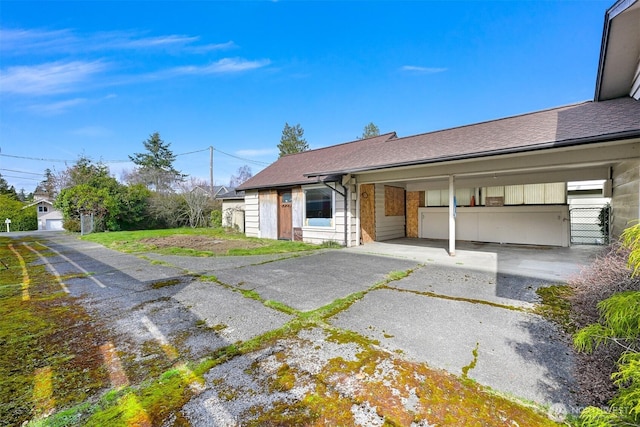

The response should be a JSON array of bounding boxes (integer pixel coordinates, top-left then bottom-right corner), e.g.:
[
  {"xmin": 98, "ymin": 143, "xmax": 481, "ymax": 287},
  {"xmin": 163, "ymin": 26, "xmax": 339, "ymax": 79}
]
[{"xmin": 335, "ymin": 239, "xmax": 602, "ymax": 415}]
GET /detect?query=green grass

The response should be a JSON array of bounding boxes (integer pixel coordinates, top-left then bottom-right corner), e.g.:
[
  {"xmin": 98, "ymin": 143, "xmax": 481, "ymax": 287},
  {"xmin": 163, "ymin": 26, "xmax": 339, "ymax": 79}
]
[
  {"xmin": 81, "ymin": 227, "xmax": 322, "ymax": 256},
  {"xmin": 0, "ymin": 237, "xmax": 110, "ymax": 426},
  {"xmin": 534, "ymin": 285, "xmax": 576, "ymax": 333}
]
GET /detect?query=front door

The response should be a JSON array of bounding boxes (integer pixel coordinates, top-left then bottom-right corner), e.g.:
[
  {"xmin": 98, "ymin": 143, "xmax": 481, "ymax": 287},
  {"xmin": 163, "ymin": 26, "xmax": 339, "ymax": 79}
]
[{"xmin": 278, "ymin": 190, "xmax": 292, "ymax": 240}]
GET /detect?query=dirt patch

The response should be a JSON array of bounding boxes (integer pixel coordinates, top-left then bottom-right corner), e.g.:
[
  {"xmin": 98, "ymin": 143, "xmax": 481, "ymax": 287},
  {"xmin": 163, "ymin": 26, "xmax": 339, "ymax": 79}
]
[{"xmin": 140, "ymin": 235, "xmax": 263, "ymax": 255}]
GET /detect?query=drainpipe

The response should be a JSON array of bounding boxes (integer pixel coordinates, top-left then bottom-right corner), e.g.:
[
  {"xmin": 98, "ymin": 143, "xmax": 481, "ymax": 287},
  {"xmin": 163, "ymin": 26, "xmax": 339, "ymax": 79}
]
[
  {"xmin": 449, "ymin": 175, "xmax": 456, "ymax": 256},
  {"xmin": 322, "ymin": 181, "xmax": 348, "ymax": 246}
]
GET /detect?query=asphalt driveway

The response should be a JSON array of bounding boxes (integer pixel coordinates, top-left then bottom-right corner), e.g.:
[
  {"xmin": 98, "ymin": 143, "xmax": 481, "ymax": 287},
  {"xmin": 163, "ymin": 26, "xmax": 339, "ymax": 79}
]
[{"xmin": 15, "ymin": 232, "xmax": 600, "ymax": 420}]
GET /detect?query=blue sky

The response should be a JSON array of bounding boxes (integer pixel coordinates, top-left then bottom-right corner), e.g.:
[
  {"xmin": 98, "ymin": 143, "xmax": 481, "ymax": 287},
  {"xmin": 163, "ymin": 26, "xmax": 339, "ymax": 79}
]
[{"xmin": 1, "ymin": 0, "xmax": 611, "ymax": 193}]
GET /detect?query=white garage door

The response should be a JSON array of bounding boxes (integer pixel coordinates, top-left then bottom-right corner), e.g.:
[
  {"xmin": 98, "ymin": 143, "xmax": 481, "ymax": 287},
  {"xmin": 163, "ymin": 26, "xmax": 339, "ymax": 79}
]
[{"xmin": 46, "ymin": 219, "xmax": 64, "ymax": 231}]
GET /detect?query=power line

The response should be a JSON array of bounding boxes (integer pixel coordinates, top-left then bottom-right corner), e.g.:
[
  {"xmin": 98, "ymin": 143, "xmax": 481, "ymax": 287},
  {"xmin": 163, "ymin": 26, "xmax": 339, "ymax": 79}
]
[
  {"xmin": 1, "ymin": 174, "xmax": 41, "ymax": 181},
  {"xmin": 0, "ymin": 168, "xmax": 44, "ymax": 176},
  {"xmin": 0, "ymin": 146, "xmax": 271, "ymax": 170},
  {"xmin": 213, "ymin": 147, "xmax": 270, "ymax": 166}
]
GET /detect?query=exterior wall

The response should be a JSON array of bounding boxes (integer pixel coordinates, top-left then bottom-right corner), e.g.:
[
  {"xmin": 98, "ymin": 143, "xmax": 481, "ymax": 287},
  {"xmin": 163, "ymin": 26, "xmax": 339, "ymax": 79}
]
[
  {"xmin": 612, "ymin": 160, "xmax": 640, "ymax": 237},
  {"xmin": 36, "ymin": 202, "xmax": 64, "ymax": 231},
  {"xmin": 418, "ymin": 205, "xmax": 571, "ymax": 247},
  {"xmin": 292, "ymin": 187, "xmax": 304, "ymax": 229},
  {"xmin": 244, "ymin": 191, "xmax": 260, "ymax": 238},
  {"xmin": 221, "ymin": 200, "xmax": 245, "ymax": 231},
  {"xmin": 375, "ymin": 183, "xmax": 406, "ymax": 241}
]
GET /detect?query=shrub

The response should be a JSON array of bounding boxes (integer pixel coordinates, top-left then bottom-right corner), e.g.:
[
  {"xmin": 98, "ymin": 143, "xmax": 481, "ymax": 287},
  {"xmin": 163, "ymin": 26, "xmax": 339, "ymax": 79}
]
[
  {"xmin": 63, "ymin": 218, "xmax": 81, "ymax": 232},
  {"xmin": 573, "ymin": 224, "xmax": 640, "ymax": 426},
  {"xmin": 210, "ymin": 210, "xmax": 222, "ymax": 228}
]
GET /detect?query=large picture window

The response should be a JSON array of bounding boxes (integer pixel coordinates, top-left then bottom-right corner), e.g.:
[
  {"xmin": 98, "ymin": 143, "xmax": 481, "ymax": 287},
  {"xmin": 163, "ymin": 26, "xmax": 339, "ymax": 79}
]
[{"xmin": 305, "ymin": 187, "xmax": 333, "ymax": 227}]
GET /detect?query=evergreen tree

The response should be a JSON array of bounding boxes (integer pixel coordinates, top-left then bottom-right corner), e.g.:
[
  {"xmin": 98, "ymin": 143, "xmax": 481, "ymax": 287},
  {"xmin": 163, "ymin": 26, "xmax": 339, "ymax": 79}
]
[
  {"xmin": 277, "ymin": 123, "xmax": 308, "ymax": 157},
  {"xmin": 359, "ymin": 122, "xmax": 380, "ymax": 139},
  {"xmin": 129, "ymin": 132, "xmax": 184, "ymax": 192}
]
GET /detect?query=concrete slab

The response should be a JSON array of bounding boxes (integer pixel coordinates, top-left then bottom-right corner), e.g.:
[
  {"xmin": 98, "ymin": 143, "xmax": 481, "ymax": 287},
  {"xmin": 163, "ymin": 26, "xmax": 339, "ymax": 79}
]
[
  {"xmin": 346, "ymin": 238, "xmax": 602, "ymax": 282},
  {"xmin": 212, "ymin": 251, "xmax": 420, "ymax": 311},
  {"xmin": 331, "ymin": 288, "xmax": 578, "ymax": 413}
]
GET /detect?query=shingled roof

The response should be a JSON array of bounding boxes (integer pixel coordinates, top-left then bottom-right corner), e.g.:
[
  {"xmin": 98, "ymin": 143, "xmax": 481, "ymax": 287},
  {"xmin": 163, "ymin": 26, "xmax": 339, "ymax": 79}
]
[
  {"xmin": 238, "ymin": 132, "xmax": 397, "ymax": 190},
  {"xmin": 239, "ymin": 97, "xmax": 640, "ymax": 190}
]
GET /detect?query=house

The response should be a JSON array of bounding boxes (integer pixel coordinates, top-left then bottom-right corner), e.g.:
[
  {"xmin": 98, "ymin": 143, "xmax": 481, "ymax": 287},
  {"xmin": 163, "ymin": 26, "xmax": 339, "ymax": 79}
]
[
  {"xmin": 24, "ymin": 195, "xmax": 65, "ymax": 231},
  {"xmin": 218, "ymin": 189, "xmax": 246, "ymax": 231},
  {"xmin": 237, "ymin": 0, "xmax": 640, "ymax": 254}
]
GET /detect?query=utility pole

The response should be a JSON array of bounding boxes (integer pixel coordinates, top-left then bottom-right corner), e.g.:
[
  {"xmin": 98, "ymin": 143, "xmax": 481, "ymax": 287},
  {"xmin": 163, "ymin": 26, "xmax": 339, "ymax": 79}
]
[{"xmin": 209, "ymin": 146, "xmax": 214, "ymax": 197}]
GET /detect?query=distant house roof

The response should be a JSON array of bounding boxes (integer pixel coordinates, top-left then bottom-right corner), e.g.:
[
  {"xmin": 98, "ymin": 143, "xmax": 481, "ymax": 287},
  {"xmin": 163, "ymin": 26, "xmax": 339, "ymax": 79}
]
[
  {"xmin": 22, "ymin": 199, "xmax": 54, "ymax": 209},
  {"xmin": 218, "ymin": 189, "xmax": 245, "ymax": 200},
  {"xmin": 239, "ymin": 98, "xmax": 640, "ymax": 190}
]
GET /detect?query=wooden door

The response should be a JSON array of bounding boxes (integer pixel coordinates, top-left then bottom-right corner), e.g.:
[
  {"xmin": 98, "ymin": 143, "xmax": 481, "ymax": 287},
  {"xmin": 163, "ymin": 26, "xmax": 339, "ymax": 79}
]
[
  {"xmin": 278, "ymin": 190, "xmax": 292, "ymax": 240},
  {"xmin": 360, "ymin": 184, "xmax": 375, "ymax": 243}
]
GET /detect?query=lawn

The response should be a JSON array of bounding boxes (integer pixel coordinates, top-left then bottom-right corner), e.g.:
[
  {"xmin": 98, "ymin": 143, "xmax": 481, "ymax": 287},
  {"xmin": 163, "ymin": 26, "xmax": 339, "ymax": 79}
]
[{"xmin": 81, "ymin": 227, "xmax": 324, "ymax": 256}]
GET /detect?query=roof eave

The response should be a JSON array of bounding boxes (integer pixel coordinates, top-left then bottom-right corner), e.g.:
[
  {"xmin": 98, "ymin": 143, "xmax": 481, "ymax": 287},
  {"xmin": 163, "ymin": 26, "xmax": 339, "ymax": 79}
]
[
  {"xmin": 594, "ymin": 0, "xmax": 639, "ymax": 101},
  {"xmin": 238, "ymin": 175, "xmax": 343, "ymax": 192}
]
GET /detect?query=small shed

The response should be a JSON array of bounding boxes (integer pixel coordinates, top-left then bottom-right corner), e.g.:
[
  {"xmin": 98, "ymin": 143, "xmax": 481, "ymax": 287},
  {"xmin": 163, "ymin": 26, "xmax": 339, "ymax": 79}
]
[{"xmin": 218, "ymin": 189, "xmax": 245, "ymax": 231}]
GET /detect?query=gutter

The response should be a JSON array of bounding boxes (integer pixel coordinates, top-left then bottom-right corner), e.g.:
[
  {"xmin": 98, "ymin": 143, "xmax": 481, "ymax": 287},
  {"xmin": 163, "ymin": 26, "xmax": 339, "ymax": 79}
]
[{"xmin": 303, "ymin": 129, "xmax": 640, "ymax": 178}]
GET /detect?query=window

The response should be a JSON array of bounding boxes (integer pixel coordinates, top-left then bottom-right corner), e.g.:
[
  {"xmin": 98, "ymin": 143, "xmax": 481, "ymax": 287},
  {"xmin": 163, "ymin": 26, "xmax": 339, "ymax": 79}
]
[
  {"xmin": 38, "ymin": 206, "xmax": 48, "ymax": 213},
  {"xmin": 305, "ymin": 187, "xmax": 333, "ymax": 227}
]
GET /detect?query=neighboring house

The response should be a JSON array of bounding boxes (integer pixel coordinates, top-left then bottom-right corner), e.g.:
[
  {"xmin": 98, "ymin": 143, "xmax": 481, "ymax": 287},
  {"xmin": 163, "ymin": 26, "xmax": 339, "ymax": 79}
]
[
  {"xmin": 189, "ymin": 185, "xmax": 230, "ymax": 198},
  {"xmin": 24, "ymin": 197, "xmax": 64, "ymax": 231},
  {"xmin": 238, "ymin": 0, "xmax": 640, "ymax": 253},
  {"xmin": 218, "ymin": 189, "xmax": 246, "ymax": 231}
]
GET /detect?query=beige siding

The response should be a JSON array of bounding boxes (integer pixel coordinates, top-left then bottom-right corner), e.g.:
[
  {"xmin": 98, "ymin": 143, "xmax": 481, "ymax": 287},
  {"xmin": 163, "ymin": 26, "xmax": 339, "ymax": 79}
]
[
  {"xmin": 612, "ymin": 160, "xmax": 640, "ymax": 237},
  {"xmin": 244, "ymin": 191, "xmax": 260, "ymax": 237},
  {"xmin": 375, "ymin": 183, "xmax": 405, "ymax": 241},
  {"xmin": 291, "ymin": 187, "xmax": 304, "ymax": 228},
  {"xmin": 348, "ymin": 184, "xmax": 358, "ymax": 246}
]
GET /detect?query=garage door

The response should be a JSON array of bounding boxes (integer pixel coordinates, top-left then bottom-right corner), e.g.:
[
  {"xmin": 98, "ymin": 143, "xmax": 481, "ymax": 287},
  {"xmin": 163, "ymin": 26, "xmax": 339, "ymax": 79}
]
[{"xmin": 46, "ymin": 219, "xmax": 64, "ymax": 231}]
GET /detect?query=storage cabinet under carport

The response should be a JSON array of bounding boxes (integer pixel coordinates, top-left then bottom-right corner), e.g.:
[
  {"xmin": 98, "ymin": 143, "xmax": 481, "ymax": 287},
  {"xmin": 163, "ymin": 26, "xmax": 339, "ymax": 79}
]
[{"xmin": 418, "ymin": 205, "xmax": 570, "ymax": 247}]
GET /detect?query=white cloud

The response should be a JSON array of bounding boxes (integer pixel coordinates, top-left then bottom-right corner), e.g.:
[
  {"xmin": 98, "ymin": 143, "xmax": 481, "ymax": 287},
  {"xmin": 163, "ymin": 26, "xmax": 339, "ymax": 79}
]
[
  {"xmin": 0, "ymin": 28, "xmax": 77, "ymax": 55},
  {"xmin": 26, "ymin": 98, "xmax": 88, "ymax": 115},
  {"xmin": 0, "ymin": 60, "xmax": 107, "ymax": 95},
  {"xmin": 157, "ymin": 58, "xmax": 271, "ymax": 78},
  {"xmin": 1, "ymin": 27, "xmax": 236, "ymax": 56},
  {"xmin": 400, "ymin": 65, "xmax": 447, "ymax": 74},
  {"xmin": 188, "ymin": 41, "xmax": 238, "ymax": 54}
]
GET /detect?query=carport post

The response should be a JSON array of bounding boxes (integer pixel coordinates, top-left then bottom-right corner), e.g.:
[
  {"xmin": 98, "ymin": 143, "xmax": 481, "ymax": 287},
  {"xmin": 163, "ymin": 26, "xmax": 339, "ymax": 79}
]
[{"xmin": 448, "ymin": 175, "xmax": 455, "ymax": 256}]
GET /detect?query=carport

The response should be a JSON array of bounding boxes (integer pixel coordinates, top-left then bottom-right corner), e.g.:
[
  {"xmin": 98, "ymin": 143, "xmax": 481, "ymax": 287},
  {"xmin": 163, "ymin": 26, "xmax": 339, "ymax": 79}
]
[{"xmin": 346, "ymin": 98, "xmax": 639, "ymax": 255}]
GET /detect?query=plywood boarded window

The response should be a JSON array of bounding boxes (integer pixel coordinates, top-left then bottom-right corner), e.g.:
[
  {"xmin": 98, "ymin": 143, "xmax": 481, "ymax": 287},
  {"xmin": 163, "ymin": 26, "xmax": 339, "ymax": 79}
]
[{"xmin": 385, "ymin": 186, "xmax": 405, "ymax": 216}]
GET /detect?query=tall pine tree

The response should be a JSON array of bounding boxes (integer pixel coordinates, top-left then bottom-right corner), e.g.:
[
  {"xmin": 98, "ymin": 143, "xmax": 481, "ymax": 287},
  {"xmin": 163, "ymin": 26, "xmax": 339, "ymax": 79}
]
[{"xmin": 277, "ymin": 123, "xmax": 308, "ymax": 157}]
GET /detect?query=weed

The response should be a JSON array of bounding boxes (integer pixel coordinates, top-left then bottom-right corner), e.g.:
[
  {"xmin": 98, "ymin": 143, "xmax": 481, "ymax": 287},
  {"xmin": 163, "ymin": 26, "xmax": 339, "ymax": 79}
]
[
  {"xmin": 534, "ymin": 285, "xmax": 576, "ymax": 333},
  {"xmin": 150, "ymin": 278, "xmax": 181, "ymax": 289},
  {"xmin": 461, "ymin": 342, "xmax": 479, "ymax": 380}
]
